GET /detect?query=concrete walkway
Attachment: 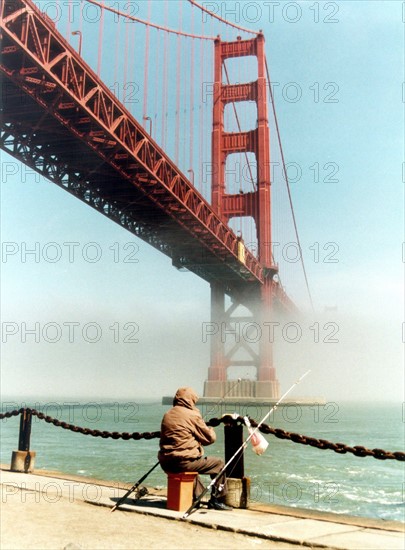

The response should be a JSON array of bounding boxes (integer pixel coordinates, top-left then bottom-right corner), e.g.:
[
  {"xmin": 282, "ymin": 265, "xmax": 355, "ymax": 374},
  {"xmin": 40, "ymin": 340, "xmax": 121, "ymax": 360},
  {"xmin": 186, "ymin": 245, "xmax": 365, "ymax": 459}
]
[{"xmin": 1, "ymin": 468, "xmax": 404, "ymax": 549}]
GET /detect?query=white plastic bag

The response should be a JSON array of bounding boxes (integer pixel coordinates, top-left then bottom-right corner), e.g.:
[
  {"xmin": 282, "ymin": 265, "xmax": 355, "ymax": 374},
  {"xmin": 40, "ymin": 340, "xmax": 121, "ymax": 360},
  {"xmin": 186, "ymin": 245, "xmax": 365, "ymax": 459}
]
[{"xmin": 244, "ymin": 416, "xmax": 269, "ymax": 455}]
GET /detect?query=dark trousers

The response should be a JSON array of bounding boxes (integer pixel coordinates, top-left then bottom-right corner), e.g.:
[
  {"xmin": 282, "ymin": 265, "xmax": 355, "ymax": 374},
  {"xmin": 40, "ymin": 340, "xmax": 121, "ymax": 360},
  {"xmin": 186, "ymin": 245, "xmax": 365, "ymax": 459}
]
[{"xmin": 159, "ymin": 455, "xmax": 227, "ymax": 500}]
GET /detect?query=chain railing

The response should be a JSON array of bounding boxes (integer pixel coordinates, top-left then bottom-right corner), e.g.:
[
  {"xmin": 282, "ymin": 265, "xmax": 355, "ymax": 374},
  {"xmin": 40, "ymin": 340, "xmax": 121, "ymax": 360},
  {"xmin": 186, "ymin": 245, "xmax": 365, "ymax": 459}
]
[
  {"xmin": 1, "ymin": 408, "xmax": 404, "ymax": 462},
  {"xmin": 0, "ymin": 408, "xmax": 159, "ymax": 440}
]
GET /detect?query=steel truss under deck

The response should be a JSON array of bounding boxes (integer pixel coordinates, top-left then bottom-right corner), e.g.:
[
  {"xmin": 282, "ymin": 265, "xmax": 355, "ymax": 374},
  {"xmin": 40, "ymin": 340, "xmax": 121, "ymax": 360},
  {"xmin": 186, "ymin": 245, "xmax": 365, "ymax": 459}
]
[{"xmin": 1, "ymin": 0, "xmax": 298, "ymax": 399}]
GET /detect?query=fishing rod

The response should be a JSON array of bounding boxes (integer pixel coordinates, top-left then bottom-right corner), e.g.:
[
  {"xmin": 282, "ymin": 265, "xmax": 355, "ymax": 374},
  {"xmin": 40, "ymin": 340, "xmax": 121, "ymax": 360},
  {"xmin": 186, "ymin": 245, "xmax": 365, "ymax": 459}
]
[
  {"xmin": 111, "ymin": 378, "xmax": 242, "ymax": 512},
  {"xmin": 110, "ymin": 462, "xmax": 159, "ymax": 512},
  {"xmin": 201, "ymin": 377, "xmax": 242, "ymax": 422},
  {"xmin": 183, "ymin": 369, "xmax": 311, "ymax": 519}
]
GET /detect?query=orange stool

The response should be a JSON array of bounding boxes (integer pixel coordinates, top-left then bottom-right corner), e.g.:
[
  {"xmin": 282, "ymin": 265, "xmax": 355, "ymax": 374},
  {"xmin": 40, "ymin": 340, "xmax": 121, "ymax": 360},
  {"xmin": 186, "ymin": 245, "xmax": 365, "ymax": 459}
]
[{"xmin": 167, "ymin": 472, "xmax": 198, "ymax": 511}]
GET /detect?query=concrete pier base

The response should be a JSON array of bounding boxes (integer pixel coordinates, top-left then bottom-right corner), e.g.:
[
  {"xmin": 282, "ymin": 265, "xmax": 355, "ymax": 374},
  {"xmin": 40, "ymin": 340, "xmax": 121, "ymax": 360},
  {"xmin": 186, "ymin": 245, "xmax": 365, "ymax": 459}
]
[
  {"xmin": 203, "ymin": 380, "xmax": 280, "ymax": 399},
  {"xmin": 255, "ymin": 381, "xmax": 280, "ymax": 398},
  {"xmin": 224, "ymin": 477, "xmax": 250, "ymax": 509},
  {"xmin": 10, "ymin": 450, "xmax": 36, "ymax": 473}
]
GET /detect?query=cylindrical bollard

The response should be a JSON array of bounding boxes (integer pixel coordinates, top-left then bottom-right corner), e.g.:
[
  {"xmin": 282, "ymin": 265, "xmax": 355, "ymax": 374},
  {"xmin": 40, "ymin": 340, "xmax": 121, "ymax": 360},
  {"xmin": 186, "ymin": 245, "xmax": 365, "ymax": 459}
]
[
  {"xmin": 225, "ymin": 476, "xmax": 250, "ymax": 509},
  {"xmin": 10, "ymin": 450, "xmax": 36, "ymax": 473},
  {"xmin": 223, "ymin": 419, "xmax": 250, "ymax": 508},
  {"xmin": 10, "ymin": 409, "xmax": 36, "ymax": 473}
]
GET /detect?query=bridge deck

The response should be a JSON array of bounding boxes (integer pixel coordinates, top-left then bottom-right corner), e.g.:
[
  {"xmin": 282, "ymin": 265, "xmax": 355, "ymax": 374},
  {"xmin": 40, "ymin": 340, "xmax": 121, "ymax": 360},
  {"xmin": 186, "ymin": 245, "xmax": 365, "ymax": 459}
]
[
  {"xmin": 0, "ymin": 0, "xmax": 294, "ymax": 311},
  {"xmin": 1, "ymin": 73, "xmax": 254, "ymax": 292}
]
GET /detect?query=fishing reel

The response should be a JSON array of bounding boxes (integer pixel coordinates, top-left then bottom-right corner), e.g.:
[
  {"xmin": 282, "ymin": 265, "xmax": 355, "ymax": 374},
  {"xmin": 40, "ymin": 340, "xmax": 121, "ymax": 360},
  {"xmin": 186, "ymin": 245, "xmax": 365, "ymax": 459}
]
[{"xmin": 132, "ymin": 485, "xmax": 149, "ymax": 503}]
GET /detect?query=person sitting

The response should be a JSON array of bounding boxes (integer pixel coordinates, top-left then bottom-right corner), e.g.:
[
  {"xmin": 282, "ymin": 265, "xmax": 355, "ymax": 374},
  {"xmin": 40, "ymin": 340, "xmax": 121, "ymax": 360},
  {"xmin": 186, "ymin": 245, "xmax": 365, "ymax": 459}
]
[{"xmin": 158, "ymin": 386, "xmax": 231, "ymax": 510}]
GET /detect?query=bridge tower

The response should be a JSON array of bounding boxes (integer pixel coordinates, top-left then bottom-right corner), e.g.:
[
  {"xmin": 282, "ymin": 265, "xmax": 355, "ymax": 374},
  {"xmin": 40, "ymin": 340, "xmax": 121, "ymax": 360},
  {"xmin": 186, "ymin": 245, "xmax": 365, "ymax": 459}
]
[{"xmin": 204, "ymin": 34, "xmax": 280, "ymax": 399}]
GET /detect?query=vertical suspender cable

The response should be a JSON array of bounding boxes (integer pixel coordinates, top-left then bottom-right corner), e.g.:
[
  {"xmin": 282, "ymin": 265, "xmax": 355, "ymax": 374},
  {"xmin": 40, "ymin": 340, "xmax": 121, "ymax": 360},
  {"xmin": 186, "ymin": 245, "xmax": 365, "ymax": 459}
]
[
  {"xmin": 67, "ymin": 0, "xmax": 71, "ymax": 41},
  {"xmin": 123, "ymin": 5, "xmax": 130, "ymax": 100},
  {"xmin": 97, "ymin": 0, "xmax": 104, "ymax": 76},
  {"xmin": 189, "ymin": 11, "xmax": 195, "ymax": 178},
  {"xmin": 143, "ymin": 0, "xmax": 151, "ymax": 126},
  {"xmin": 175, "ymin": 3, "xmax": 183, "ymax": 164},
  {"xmin": 128, "ymin": 16, "xmax": 137, "ymax": 116},
  {"xmin": 208, "ymin": 14, "xmax": 214, "ymax": 203},
  {"xmin": 182, "ymin": 29, "xmax": 188, "ymax": 173},
  {"xmin": 54, "ymin": 0, "xmax": 61, "ymax": 34},
  {"xmin": 113, "ymin": 12, "xmax": 120, "ymax": 96},
  {"xmin": 161, "ymin": 1, "xmax": 169, "ymax": 151},
  {"xmin": 199, "ymin": 38, "xmax": 204, "ymax": 197},
  {"xmin": 154, "ymin": 30, "xmax": 161, "ymax": 144},
  {"xmin": 79, "ymin": 0, "xmax": 83, "ymax": 36}
]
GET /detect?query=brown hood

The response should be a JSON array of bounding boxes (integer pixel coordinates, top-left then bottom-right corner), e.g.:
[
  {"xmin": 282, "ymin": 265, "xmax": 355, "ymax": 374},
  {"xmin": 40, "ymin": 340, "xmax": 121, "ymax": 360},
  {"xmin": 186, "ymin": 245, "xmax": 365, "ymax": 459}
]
[{"xmin": 173, "ymin": 387, "xmax": 199, "ymax": 409}]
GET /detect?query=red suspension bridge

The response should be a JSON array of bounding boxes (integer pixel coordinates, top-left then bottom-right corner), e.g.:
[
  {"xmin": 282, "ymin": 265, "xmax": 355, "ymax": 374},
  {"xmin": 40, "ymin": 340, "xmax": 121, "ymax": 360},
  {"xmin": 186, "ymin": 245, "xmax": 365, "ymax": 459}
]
[{"xmin": 1, "ymin": 0, "xmax": 313, "ymax": 399}]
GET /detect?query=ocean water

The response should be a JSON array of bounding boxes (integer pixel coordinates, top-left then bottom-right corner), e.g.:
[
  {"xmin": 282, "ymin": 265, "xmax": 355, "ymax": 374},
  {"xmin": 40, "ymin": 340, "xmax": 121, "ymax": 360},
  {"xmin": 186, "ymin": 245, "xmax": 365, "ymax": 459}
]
[{"xmin": 1, "ymin": 399, "xmax": 404, "ymax": 523}]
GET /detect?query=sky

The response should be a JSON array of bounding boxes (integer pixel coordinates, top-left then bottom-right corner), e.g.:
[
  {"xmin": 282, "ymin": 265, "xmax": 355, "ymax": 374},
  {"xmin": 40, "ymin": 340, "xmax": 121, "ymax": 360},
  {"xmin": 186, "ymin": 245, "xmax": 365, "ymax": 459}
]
[{"xmin": 1, "ymin": 0, "xmax": 404, "ymax": 404}]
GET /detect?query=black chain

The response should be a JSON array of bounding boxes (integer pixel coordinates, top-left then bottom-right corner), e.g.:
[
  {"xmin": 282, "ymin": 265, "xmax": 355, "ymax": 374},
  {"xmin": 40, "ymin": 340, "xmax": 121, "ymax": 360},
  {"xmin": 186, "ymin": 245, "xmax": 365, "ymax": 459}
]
[
  {"xmin": 1, "ymin": 409, "xmax": 404, "ymax": 461},
  {"xmin": 211, "ymin": 416, "xmax": 405, "ymax": 462},
  {"xmin": 0, "ymin": 408, "xmax": 159, "ymax": 440}
]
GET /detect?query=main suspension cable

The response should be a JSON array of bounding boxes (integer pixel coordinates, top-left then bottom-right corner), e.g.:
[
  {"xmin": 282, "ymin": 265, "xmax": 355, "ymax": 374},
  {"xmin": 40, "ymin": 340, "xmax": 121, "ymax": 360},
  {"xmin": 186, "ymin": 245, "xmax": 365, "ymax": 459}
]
[
  {"xmin": 85, "ymin": 0, "xmax": 216, "ymax": 40},
  {"xmin": 265, "ymin": 59, "xmax": 314, "ymax": 312},
  {"xmin": 188, "ymin": 0, "xmax": 259, "ymax": 36}
]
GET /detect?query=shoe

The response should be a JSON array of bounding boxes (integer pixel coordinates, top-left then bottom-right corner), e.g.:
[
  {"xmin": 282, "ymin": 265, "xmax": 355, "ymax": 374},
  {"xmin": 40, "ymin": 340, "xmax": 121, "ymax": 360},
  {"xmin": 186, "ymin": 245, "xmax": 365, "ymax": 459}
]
[{"xmin": 207, "ymin": 498, "xmax": 232, "ymax": 511}]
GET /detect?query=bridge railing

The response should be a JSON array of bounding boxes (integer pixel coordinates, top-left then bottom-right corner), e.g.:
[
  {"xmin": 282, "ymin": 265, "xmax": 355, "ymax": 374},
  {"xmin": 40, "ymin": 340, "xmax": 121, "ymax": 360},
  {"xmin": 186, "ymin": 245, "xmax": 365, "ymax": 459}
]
[{"xmin": 1, "ymin": 0, "xmax": 266, "ymax": 288}]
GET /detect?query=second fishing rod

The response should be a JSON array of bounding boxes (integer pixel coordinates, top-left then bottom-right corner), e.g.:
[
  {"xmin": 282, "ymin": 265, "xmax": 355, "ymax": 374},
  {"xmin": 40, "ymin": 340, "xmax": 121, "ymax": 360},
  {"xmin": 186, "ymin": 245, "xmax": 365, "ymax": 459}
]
[{"xmin": 183, "ymin": 370, "xmax": 311, "ymax": 518}]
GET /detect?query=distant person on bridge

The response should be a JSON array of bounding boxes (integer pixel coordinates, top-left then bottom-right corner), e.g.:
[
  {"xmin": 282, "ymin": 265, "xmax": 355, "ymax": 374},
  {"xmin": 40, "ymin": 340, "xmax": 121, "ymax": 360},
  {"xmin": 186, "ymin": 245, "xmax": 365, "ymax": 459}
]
[{"xmin": 158, "ymin": 386, "xmax": 231, "ymax": 511}]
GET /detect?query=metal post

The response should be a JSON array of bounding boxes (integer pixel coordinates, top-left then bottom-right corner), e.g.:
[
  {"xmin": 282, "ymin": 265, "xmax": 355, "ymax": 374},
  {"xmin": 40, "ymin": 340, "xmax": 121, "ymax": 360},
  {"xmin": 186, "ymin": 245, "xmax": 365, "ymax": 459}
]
[
  {"xmin": 143, "ymin": 116, "xmax": 152, "ymax": 135},
  {"xmin": 223, "ymin": 420, "xmax": 250, "ymax": 508},
  {"xmin": 18, "ymin": 408, "xmax": 32, "ymax": 451},
  {"xmin": 71, "ymin": 30, "xmax": 82, "ymax": 56},
  {"xmin": 11, "ymin": 408, "xmax": 36, "ymax": 473},
  {"xmin": 224, "ymin": 422, "xmax": 244, "ymax": 479}
]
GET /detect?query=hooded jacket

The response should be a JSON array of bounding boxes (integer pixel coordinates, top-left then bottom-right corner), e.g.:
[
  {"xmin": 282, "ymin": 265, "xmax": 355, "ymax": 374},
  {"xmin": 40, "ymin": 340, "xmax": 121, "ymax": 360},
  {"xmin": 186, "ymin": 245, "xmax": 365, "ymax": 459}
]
[{"xmin": 158, "ymin": 387, "xmax": 216, "ymax": 462}]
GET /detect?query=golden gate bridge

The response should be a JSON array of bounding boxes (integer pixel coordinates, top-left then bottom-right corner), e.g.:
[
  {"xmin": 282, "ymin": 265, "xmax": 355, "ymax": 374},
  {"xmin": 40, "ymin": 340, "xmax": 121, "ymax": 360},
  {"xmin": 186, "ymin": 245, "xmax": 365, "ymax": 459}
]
[{"xmin": 1, "ymin": 0, "xmax": 313, "ymax": 399}]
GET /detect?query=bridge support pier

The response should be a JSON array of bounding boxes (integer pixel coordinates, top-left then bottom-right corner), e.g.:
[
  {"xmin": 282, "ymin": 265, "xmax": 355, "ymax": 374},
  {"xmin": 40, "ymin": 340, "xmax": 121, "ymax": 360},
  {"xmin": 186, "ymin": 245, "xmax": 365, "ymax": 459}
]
[{"xmin": 203, "ymin": 282, "xmax": 280, "ymax": 399}]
